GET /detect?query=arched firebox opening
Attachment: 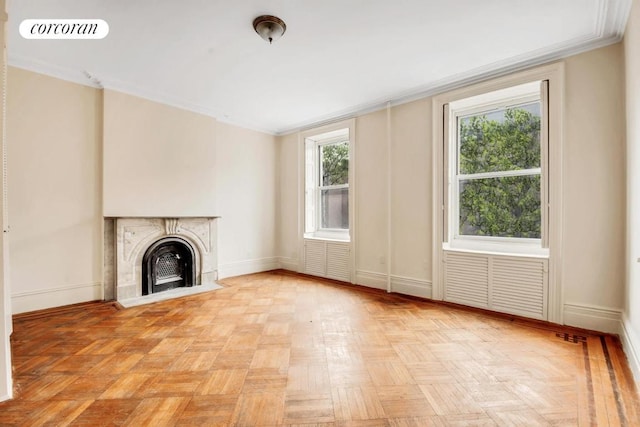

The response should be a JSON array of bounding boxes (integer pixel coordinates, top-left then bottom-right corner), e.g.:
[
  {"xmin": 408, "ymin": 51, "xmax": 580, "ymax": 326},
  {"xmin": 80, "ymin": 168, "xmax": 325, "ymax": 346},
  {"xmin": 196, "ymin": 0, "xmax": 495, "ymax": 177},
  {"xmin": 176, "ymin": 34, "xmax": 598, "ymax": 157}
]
[{"xmin": 142, "ymin": 237, "xmax": 196, "ymax": 296}]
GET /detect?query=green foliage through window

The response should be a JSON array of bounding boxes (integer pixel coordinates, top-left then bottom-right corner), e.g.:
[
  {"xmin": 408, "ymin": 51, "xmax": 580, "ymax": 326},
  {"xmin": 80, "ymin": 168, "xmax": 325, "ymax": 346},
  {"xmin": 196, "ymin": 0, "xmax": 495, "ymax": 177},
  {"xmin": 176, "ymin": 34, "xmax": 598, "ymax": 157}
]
[
  {"xmin": 457, "ymin": 103, "xmax": 542, "ymax": 238},
  {"xmin": 320, "ymin": 142, "xmax": 349, "ymax": 186},
  {"xmin": 320, "ymin": 141, "xmax": 349, "ymax": 229}
]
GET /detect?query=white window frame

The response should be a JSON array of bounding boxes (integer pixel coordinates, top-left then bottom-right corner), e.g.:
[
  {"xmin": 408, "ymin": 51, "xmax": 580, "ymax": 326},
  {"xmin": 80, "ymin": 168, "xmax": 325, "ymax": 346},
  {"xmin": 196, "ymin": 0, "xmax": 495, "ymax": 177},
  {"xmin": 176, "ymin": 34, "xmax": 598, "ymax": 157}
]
[
  {"xmin": 445, "ymin": 81, "xmax": 549, "ymax": 256},
  {"xmin": 432, "ymin": 62, "xmax": 564, "ymax": 325},
  {"xmin": 317, "ymin": 138, "xmax": 349, "ymax": 232},
  {"xmin": 302, "ymin": 122, "xmax": 354, "ymax": 242}
]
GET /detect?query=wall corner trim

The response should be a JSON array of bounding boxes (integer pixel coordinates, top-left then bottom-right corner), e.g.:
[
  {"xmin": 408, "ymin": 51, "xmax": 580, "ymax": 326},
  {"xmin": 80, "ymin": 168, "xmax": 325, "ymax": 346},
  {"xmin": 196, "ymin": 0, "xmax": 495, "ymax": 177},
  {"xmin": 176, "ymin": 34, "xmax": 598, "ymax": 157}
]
[
  {"xmin": 278, "ymin": 257, "xmax": 299, "ymax": 273},
  {"xmin": 620, "ymin": 314, "xmax": 640, "ymax": 384},
  {"xmin": 563, "ymin": 302, "xmax": 623, "ymax": 334},
  {"xmin": 217, "ymin": 257, "xmax": 280, "ymax": 280}
]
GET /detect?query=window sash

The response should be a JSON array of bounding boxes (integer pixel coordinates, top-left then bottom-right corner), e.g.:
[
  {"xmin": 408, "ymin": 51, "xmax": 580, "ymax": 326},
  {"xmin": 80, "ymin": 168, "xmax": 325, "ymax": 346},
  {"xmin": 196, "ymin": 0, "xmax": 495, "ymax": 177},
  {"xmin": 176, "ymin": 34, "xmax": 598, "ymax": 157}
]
[
  {"xmin": 454, "ymin": 174, "xmax": 542, "ymax": 240},
  {"xmin": 448, "ymin": 83, "xmax": 547, "ymax": 247},
  {"xmin": 318, "ymin": 186, "xmax": 349, "ymax": 231},
  {"xmin": 305, "ymin": 136, "xmax": 351, "ymax": 237},
  {"xmin": 318, "ymin": 141, "xmax": 349, "ymax": 188}
]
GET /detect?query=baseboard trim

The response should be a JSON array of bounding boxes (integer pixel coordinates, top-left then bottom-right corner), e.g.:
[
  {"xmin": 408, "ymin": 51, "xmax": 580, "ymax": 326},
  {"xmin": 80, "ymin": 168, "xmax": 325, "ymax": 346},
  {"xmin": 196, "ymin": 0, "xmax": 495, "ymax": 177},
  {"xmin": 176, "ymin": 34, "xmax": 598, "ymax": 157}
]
[
  {"xmin": 355, "ymin": 270, "xmax": 388, "ymax": 291},
  {"xmin": 355, "ymin": 270, "xmax": 432, "ymax": 297},
  {"xmin": 391, "ymin": 275, "xmax": 432, "ymax": 299},
  {"xmin": 563, "ymin": 302, "xmax": 623, "ymax": 334},
  {"xmin": 0, "ymin": 392, "xmax": 11, "ymax": 403},
  {"xmin": 12, "ymin": 282, "xmax": 103, "ymax": 315},
  {"xmin": 278, "ymin": 257, "xmax": 299, "ymax": 273},
  {"xmin": 218, "ymin": 257, "xmax": 280, "ymax": 279},
  {"xmin": 620, "ymin": 314, "xmax": 640, "ymax": 383}
]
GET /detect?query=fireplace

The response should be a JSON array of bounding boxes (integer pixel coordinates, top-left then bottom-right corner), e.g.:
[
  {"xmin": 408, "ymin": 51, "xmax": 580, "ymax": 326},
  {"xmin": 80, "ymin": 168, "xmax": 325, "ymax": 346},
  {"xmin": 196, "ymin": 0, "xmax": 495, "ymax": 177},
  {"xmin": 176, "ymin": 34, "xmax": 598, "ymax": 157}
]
[
  {"xmin": 106, "ymin": 217, "xmax": 219, "ymax": 304},
  {"xmin": 142, "ymin": 237, "xmax": 196, "ymax": 295}
]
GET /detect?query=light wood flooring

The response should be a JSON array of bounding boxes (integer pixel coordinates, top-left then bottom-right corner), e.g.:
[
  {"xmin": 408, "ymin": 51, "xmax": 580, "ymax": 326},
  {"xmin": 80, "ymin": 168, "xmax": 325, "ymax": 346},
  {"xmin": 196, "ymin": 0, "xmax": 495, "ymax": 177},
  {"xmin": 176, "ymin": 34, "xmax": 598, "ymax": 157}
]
[{"xmin": 1, "ymin": 270, "xmax": 639, "ymax": 426}]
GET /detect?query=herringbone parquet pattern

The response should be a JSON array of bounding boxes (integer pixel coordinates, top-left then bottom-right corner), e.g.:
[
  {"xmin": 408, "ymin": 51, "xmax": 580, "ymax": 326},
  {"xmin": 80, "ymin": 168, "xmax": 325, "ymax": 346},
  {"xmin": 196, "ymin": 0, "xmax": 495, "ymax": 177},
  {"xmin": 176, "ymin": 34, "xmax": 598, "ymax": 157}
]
[{"xmin": 1, "ymin": 271, "xmax": 638, "ymax": 426}]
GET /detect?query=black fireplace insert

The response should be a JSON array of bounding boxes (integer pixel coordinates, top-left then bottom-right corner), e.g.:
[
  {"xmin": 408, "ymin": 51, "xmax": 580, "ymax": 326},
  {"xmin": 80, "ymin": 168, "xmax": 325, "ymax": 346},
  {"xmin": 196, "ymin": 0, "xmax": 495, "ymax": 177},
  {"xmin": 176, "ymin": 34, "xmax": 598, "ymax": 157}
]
[{"xmin": 142, "ymin": 237, "xmax": 196, "ymax": 295}]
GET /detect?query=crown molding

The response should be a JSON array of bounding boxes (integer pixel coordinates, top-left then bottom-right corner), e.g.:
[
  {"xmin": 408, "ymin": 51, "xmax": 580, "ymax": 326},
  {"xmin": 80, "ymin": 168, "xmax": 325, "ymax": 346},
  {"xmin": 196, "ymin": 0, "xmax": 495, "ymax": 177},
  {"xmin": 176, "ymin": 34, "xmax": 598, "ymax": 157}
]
[
  {"xmin": 7, "ymin": 54, "xmax": 276, "ymax": 136},
  {"xmin": 8, "ymin": 0, "xmax": 632, "ymax": 137},
  {"xmin": 275, "ymin": 31, "xmax": 626, "ymax": 135}
]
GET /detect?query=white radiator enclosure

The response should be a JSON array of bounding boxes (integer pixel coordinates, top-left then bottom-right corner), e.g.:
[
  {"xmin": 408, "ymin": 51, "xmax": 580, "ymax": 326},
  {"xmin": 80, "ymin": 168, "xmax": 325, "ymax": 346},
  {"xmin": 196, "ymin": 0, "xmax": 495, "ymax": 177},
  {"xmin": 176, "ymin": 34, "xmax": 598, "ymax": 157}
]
[
  {"xmin": 303, "ymin": 238, "xmax": 351, "ymax": 283},
  {"xmin": 443, "ymin": 250, "xmax": 549, "ymax": 320}
]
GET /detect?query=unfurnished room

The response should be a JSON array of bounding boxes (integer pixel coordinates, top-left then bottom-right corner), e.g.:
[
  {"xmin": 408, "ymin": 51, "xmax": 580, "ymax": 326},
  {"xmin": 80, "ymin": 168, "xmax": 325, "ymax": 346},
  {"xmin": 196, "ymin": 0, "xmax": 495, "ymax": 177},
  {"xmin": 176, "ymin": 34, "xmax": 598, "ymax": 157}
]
[{"xmin": 0, "ymin": 0, "xmax": 640, "ymax": 425}]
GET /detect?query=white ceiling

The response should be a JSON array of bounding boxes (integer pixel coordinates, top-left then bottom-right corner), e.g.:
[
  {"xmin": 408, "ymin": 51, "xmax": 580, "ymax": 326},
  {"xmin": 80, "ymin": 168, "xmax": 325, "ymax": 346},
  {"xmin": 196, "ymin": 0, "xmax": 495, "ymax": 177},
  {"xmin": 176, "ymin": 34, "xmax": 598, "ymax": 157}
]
[{"xmin": 6, "ymin": 0, "xmax": 632, "ymax": 135}]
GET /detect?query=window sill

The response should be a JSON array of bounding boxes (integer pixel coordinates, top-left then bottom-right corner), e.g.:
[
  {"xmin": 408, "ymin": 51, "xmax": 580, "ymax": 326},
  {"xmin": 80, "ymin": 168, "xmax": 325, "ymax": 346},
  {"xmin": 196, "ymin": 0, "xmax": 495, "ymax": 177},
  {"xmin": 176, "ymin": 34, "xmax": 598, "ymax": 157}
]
[
  {"xmin": 304, "ymin": 232, "xmax": 350, "ymax": 243},
  {"xmin": 443, "ymin": 242, "xmax": 549, "ymax": 258}
]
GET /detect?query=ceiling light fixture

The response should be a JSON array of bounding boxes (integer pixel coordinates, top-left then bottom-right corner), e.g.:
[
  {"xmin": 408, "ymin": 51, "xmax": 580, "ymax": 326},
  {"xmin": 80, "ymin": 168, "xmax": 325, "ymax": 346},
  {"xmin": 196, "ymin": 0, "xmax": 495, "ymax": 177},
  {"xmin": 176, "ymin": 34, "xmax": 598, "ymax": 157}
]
[{"xmin": 253, "ymin": 15, "xmax": 286, "ymax": 44}]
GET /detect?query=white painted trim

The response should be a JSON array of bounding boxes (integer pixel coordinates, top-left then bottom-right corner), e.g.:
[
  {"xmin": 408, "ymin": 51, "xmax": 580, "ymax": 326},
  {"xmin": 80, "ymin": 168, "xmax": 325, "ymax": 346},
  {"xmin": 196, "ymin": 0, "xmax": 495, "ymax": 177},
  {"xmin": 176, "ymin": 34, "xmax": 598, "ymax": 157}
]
[
  {"xmin": 355, "ymin": 270, "xmax": 432, "ymax": 298},
  {"xmin": 12, "ymin": 282, "xmax": 103, "ymax": 315},
  {"xmin": 278, "ymin": 257, "xmax": 299, "ymax": 272},
  {"xmin": 8, "ymin": 1, "xmax": 630, "ymax": 137},
  {"xmin": 0, "ymin": 0, "xmax": 11, "ymax": 402},
  {"xmin": 432, "ymin": 96, "xmax": 444, "ymax": 301},
  {"xmin": 297, "ymin": 130, "xmax": 305, "ymax": 274},
  {"xmin": 7, "ymin": 55, "xmax": 102, "ymax": 88},
  {"xmin": 389, "ymin": 275, "xmax": 432, "ymax": 299},
  {"xmin": 386, "ymin": 102, "xmax": 392, "ymax": 293},
  {"xmin": 563, "ymin": 303, "xmax": 623, "ymax": 334},
  {"xmin": 604, "ymin": 0, "xmax": 634, "ymax": 38},
  {"xmin": 217, "ymin": 257, "xmax": 280, "ymax": 280},
  {"xmin": 299, "ymin": 119, "xmax": 356, "ymax": 284},
  {"xmin": 7, "ymin": 56, "xmax": 276, "ymax": 136},
  {"xmin": 277, "ymin": 26, "xmax": 626, "ymax": 136},
  {"xmin": 620, "ymin": 314, "xmax": 640, "ymax": 383},
  {"xmin": 432, "ymin": 62, "xmax": 565, "ymax": 324},
  {"xmin": 355, "ymin": 270, "xmax": 388, "ymax": 291}
]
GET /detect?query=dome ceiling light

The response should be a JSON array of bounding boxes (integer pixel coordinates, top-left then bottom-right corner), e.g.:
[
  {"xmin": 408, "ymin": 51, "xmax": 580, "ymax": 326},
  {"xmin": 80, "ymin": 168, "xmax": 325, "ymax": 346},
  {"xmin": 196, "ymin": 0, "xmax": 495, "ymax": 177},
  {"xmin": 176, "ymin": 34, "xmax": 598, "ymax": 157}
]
[{"xmin": 253, "ymin": 15, "xmax": 286, "ymax": 44}]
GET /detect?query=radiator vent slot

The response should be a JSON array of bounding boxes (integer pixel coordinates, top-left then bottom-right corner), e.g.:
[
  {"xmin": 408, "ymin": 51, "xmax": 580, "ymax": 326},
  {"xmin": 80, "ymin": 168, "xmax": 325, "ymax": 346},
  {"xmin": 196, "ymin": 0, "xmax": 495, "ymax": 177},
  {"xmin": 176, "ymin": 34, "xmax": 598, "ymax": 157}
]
[
  {"xmin": 327, "ymin": 244, "xmax": 350, "ymax": 282},
  {"xmin": 444, "ymin": 252, "xmax": 488, "ymax": 309},
  {"xmin": 492, "ymin": 257, "xmax": 547, "ymax": 318},
  {"xmin": 444, "ymin": 251, "xmax": 548, "ymax": 320},
  {"xmin": 304, "ymin": 239, "xmax": 326, "ymax": 277},
  {"xmin": 304, "ymin": 239, "xmax": 351, "ymax": 282}
]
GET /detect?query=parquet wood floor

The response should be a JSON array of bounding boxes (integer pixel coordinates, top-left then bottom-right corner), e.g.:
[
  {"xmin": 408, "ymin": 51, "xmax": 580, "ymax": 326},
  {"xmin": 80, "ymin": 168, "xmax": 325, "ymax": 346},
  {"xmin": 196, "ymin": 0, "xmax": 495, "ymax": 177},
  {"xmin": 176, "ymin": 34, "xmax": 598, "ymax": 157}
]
[{"xmin": 1, "ymin": 270, "xmax": 639, "ymax": 426}]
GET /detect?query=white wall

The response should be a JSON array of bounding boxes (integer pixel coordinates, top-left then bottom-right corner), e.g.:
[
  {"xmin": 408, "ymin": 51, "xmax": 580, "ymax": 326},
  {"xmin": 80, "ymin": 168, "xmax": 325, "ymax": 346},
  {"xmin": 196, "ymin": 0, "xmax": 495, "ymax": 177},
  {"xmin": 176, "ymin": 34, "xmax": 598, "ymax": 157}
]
[
  {"xmin": 276, "ymin": 132, "xmax": 299, "ymax": 271},
  {"xmin": 7, "ymin": 67, "xmax": 103, "ymax": 314},
  {"xmin": 216, "ymin": 122, "xmax": 278, "ymax": 278},
  {"xmin": 103, "ymin": 90, "xmax": 217, "ymax": 217},
  {"xmin": 355, "ymin": 110, "xmax": 388, "ymax": 285},
  {"xmin": 277, "ymin": 43, "xmax": 627, "ymax": 332},
  {"xmin": 6, "ymin": 68, "xmax": 280, "ymax": 313},
  {"xmin": 562, "ymin": 43, "xmax": 627, "ymax": 330},
  {"xmin": 0, "ymin": 0, "xmax": 11, "ymax": 402},
  {"xmin": 624, "ymin": 0, "xmax": 640, "ymax": 381},
  {"xmin": 390, "ymin": 100, "xmax": 432, "ymax": 294}
]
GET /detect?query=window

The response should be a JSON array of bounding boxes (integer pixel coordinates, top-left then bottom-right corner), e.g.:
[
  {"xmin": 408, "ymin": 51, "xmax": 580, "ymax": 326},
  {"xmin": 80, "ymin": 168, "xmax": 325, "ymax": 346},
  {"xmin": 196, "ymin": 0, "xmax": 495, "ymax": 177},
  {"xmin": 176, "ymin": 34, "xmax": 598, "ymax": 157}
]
[
  {"xmin": 446, "ymin": 81, "xmax": 548, "ymax": 254},
  {"xmin": 319, "ymin": 141, "xmax": 349, "ymax": 229},
  {"xmin": 304, "ymin": 126, "xmax": 352, "ymax": 240}
]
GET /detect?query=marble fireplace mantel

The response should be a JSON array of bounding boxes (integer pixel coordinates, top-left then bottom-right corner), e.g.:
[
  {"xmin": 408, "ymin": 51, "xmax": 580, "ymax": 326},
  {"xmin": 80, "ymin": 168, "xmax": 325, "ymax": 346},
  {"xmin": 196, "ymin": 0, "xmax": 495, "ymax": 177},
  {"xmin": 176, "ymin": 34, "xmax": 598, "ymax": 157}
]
[{"xmin": 104, "ymin": 216, "xmax": 220, "ymax": 306}]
